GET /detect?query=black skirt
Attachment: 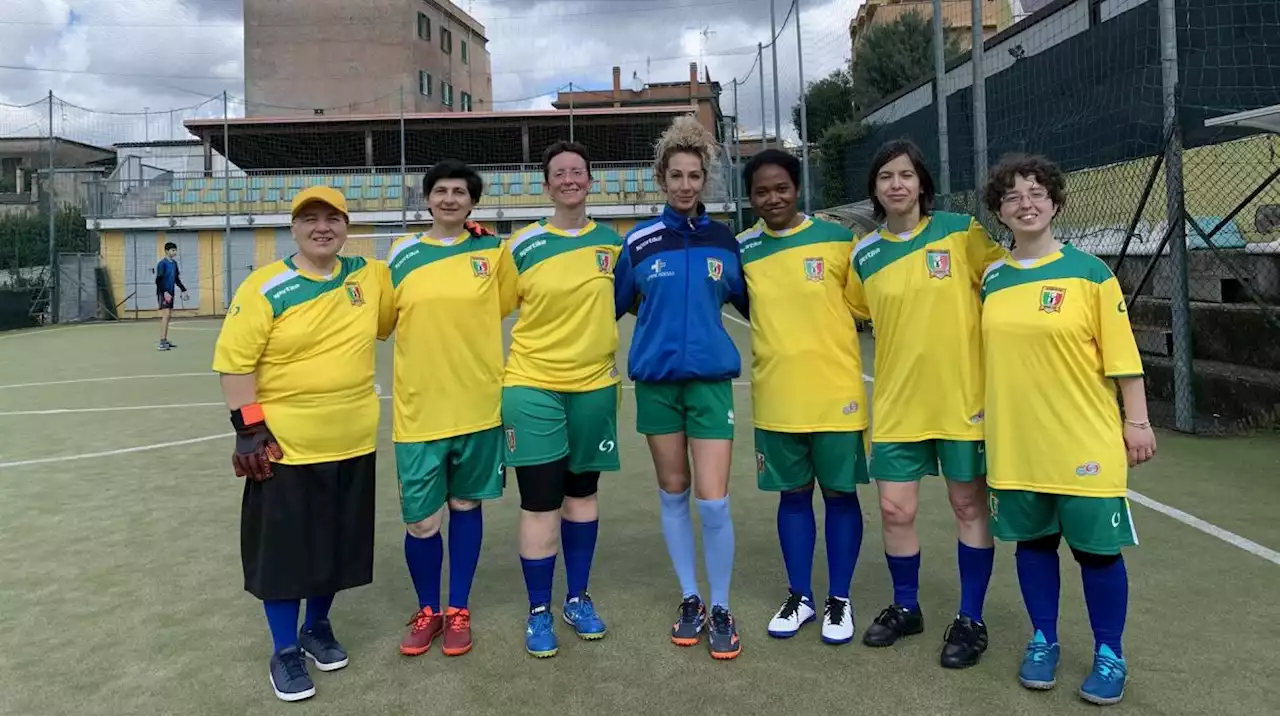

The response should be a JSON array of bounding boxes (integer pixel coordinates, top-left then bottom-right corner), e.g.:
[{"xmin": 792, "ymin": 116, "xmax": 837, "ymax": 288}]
[{"xmin": 240, "ymin": 452, "xmax": 376, "ymax": 601}]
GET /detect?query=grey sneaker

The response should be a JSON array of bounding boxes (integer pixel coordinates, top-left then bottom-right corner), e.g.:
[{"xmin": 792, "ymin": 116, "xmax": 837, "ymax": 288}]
[
  {"xmin": 299, "ymin": 619, "xmax": 349, "ymax": 671},
  {"xmin": 269, "ymin": 646, "xmax": 315, "ymax": 702}
]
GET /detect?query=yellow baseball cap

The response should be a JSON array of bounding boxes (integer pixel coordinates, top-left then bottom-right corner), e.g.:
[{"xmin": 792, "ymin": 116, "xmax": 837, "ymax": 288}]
[{"xmin": 291, "ymin": 185, "xmax": 349, "ymax": 218}]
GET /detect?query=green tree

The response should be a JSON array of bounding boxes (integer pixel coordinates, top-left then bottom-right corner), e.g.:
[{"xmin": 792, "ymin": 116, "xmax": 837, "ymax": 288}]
[
  {"xmin": 848, "ymin": 10, "xmax": 962, "ymax": 114},
  {"xmin": 0, "ymin": 207, "xmax": 91, "ymax": 285},
  {"xmin": 817, "ymin": 119, "xmax": 869, "ymax": 208},
  {"xmin": 791, "ymin": 69, "xmax": 855, "ymax": 140}
]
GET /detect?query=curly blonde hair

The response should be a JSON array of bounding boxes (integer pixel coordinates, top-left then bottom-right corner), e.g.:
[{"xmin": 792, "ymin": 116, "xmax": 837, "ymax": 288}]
[{"xmin": 653, "ymin": 114, "xmax": 718, "ymax": 179}]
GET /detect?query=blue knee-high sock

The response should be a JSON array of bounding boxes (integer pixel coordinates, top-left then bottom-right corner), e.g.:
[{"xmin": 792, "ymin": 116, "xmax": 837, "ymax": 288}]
[
  {"xmin": 777, "ymin": 490, "xmax": 816, "ymax": 600},
  {"xmin": 304, "ymin": 594, "xmax": 334, "ymax": 628},
  {"xmin": 263, "ymin": 599, "xmax": 301, "ymax": 652},
  {"xmin": 696, "ymin": 496, "xmax": 735, "ymax": 610},
  {"xmin": 957, "ymin": 541, "xmax": 996, "ymax": 622},
  {"xmin": 561, "ymin": 518, "xmax": 599, "ymax": 600},
  {"xmin": 521, "ymin": 554, "xmax": 556, "ymax": 610},
  {"xmin": 885, "ymin": 552, "xmax": 921, "ymax": 610},
  {"xmin": 447, "ymin": 506, "xmax": 484, "ymax": 610},
  {"xmin": 1015, "ymin": 543, "xmax": 1061, "ymax": 644},
  {"xmin": 658, "ymin": 489, "xmax": 700, "ymax": 599},
  {"xmin": 404, "ymin": 531, "xmax": 443, "ymax": 611},
  {"xmin": 824, "ymin": 491, "xmax": 864, "ymax": 600},
  {"xmin": 1081, "ymin": 556, "xmax": 1128, "ymax": 658}
]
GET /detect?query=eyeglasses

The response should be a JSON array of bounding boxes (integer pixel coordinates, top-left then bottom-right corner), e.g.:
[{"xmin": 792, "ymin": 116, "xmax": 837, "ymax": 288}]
[
  {"xmin": 1001, "ymin": 188, "xmax": 1051, "ymax": 206},
  {"xmin": 551, "ymin": 168, "xmax": 589, "ymax": 180}
]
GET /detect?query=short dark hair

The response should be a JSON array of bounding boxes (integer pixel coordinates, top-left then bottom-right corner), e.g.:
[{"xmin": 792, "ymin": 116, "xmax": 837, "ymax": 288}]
[
  {"xmin": 164, "ymin": 242, "xmax": 177, "ymax": 251},
  {"xmin": 866, "ymin": 139, "xmax": 936, "ymax": 221},
  {"xmin": 982, "ymin": 153, "xmax": 1067, "ymax": 215},
  {"xmin": 423, "ymin": 159, "xmax": 483, "ymax": 202},
  {"xmin": 742, "ymin": 149, "xmax": 801, "ymax": 193},
  {"xmin": 541, "ymin": 141, "xmax": 592, "ymax": 180}
]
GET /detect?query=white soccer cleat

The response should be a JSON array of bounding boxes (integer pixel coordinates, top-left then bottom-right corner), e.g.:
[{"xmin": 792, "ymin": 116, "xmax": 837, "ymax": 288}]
[
  {"xmin": 822, "ymin": 596, "xmax": 855, "ymax": 645},
  {"xmin": 767, "ymin": 590, "xmax": 816, "ymax": 638}
]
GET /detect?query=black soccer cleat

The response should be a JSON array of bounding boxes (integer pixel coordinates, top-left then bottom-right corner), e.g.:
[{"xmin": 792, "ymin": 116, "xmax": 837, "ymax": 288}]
[
  {"xmin": 939, "ymin": 614, "xmax": 989, "ymax": 669},
  {"xmin": 299, "ymin": 619, "xmax": 349, "ymax": 672},
  {"xmin": 269, "ymin": 646, "xmax": 316, "ymax": 702},
  {"xmin": 862, "ymin": 604, "xmax": 925, "ymax": 647}
]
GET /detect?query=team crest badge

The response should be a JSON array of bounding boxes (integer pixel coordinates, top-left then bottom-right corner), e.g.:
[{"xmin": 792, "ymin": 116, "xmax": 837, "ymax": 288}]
[
  {"xmin": 1040, "ymin": 286, "xmax": 1066, "ymax": 313},
  {"xmin": 344, "ymin": 281, "xmax": 364, "ymax": 306},
  {"xmin": 755, "ymin": 450, "xmax": 766, "ymax": 475},
  {"xmin": 470, "ymin": 256, "xmax": 491, "ymax": 278},
  {"xmin": 803, "ymin": 257, "xmax": 825, "ymax": 282},
  {"xmin": 925, "ymin": 249, "xmax": 951, "ymax": 279},
  {"xmin": 505, "ymin": 427, "xmax": 516, "ymax": 451},
  {"xmin": 595, "ymin": 249, "xmax": 613, "ymax": 274},
  {"xmin": 707, "ymin": 257, "xmax": 724, "ymax": 281}
]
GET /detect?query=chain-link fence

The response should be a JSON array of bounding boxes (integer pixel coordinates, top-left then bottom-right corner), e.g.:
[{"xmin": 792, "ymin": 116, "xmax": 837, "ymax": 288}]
[{"xmin": 810, "ymin": 0, "xmax": 1280, "ymax": 433}]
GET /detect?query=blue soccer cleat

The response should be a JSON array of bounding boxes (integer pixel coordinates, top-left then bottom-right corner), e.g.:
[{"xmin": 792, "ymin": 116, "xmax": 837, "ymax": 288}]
[
  {"xmin": 1079, "ymin": 644, "xmax": 1128, "ymax": 705},
  {"xmin": 1018, "ymin": 630, "xmax": 1061, "ymax": 690},
  {"xmin": 563, "ymin": 594, "xmax": 607, "ymax": 640},
  {"xmin": 525, "ymin": 605, "xmax": 559, "ymax": 658}
]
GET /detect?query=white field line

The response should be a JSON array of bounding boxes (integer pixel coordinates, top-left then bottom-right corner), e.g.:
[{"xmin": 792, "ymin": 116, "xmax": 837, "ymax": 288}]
[
  {"xmin": 0, "ymin": 433, "xmax": 234, "ymax": 469},
  {"xmin": 721, "ymin": 311, "xmax": 874, "ymax": 383},
  {"xmin": 0, "ymin": 402, "xmax": 224, "ymax": 416},
  {"xmin": 0, "ymin": 372, "xmax": 214, "ymax": 390},
  {"xmin": 1127, "ymin": 489, "xmax": 1280, "ymax": 566}
]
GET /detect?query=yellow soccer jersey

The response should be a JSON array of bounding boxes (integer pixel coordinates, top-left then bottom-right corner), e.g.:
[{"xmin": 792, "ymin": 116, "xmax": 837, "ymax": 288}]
[
  {"xmin": 503, "ymin": 220, "xmax": 623, "ymax": 392},
  {"xmin": 845, "ymin": 211, "xmax": 1007, "ymax": 442},
  {"xmin": 981, "ymin": 245, "xmax": 1143, "ymax": 497},
  {"xmin": 212, "ymin": 256, "xmax": 392, "ymax": 465},
  {"xmin": 386, "ymin": 231, "xmax": 517, "ymax": 443},
  {"xmin": 738, "ymin": 216, "xmax": 868, "ymax": 433}
]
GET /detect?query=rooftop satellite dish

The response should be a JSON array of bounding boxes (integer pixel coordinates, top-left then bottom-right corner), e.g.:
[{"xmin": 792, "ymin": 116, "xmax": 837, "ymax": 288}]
[{"xmin": 631, "ymin": 72, "xmax": 644, "ymax": 93}]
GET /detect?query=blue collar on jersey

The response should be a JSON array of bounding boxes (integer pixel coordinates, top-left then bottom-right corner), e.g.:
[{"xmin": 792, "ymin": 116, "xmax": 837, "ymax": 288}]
[{"xmin": 661, "ymin": 203, "xmax": 710, "ymax": 236}]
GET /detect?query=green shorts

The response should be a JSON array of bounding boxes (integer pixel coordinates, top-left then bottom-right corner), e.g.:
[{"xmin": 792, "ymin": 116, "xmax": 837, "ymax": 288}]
[
  {"xmin": 755, "ymin": 429, "xmax": 869, "ymax": 493},
  {"xmin": 501, "ymin": 384, "xmax": 620, "ymax": 473},
  {"xmin": 394, "ymin": 427, "xmax": 506, "ymax": 524},
  {"xmin": 989, "ymin": 488, "xmax": 1137, "ymax": 555},
  {"xmin": 869, "ymin": 439, "xmax": 986, "ymax": 482},
  {"xmin": 634, "ymin": 380, "xmax": 735, "ymax": 440}
]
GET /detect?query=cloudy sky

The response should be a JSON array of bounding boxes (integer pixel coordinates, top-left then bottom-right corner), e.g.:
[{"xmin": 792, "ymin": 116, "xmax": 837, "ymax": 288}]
[{"xmin": 0, "ymin": 0, "xmax": 857, "ymax": 147}]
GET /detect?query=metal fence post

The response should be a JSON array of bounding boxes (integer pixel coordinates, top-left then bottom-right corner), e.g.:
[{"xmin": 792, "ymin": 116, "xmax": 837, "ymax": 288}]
[
  {"xmin": 795, "ymin": 0, "xmax": 811, "ymax": 213},
  {"xmin": 970, "ymin": 0, "xmax": 988, "ymax": 221},
  {"xmin": 1160, "ymin": 0, "xmax": 1194, "ymax": 432},
  {"xmin": 569, "ymin": 82, "xmax": 575, "ymax": 143},
  {"xmin": 933, "ymin": 0, "xmax": 951, "ymax": 205},
  {"xmin": 400, "ymin": 85, "xmax": 408, "ymax": 232},
  {"xmin": 758, "ymin": 43, "xmax": 766, "ymax": 147},
  {"xmin": 222, "ymin": 91, "xmax": 231, "ymax": 312},
  {"xmin": 47, "ymin": 90, "xmax": 58, "ymax": 324},
  {"xmin": 769, "ymin": 0, "xmax": 782, "ymax": 149},
  {"xmin": 733, "ymin": 78, "xmax": 743, "ymax": 229}
]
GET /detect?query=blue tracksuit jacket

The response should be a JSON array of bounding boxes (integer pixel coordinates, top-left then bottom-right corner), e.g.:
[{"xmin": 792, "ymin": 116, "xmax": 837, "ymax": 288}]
[{"xmin": 613, "ymin": 204, "xmax": 749, "ymax": 383}]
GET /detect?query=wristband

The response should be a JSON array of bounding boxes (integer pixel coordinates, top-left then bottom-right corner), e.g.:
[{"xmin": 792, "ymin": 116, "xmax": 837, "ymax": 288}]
[
  {"xmin": 1124, "ymin": 419, "xmax": 1151, "ymax": 429},
  {"xmin": 231, "ymin": 403, "xmax": 266, "ymax": 431}
]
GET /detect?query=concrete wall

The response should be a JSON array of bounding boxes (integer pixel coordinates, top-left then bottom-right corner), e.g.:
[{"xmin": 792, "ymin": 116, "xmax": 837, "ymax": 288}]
[{"xmin": 244, "ymin": 0, "xmax": 492, "ymax": 117}]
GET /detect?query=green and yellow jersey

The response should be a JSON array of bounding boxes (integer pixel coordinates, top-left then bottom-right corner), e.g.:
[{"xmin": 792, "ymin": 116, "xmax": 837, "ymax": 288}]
[
  {"xmin": 981, "ymin": 244, "xmax": 1143, "ymax": 498},
  {"xmin": 738, "ymin": 215, "xmax": 868, "ymax": 433},
  {"xmin": 503, "ymin": 219, "xmax": 623, "ymax": 392},
  {"xmin": 844, "ymin": 211, "xmax": 1007, "ymax": 443},
  {"xmin": 386, "ymin": 231, "xmax": 517, "ymax": 443},
  {"xmin": 212, "ymin": 255, "xmax": 392, "ymax": 465}
]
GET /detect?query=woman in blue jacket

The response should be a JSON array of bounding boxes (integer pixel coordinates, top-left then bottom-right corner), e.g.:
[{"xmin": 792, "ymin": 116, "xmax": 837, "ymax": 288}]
[{"xmin": 614, "ymin": 115, "xmax": 750, "ymax": 660}]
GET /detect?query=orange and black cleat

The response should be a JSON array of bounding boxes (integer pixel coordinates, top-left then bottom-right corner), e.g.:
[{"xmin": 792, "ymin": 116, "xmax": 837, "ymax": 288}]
[
  {"xmin": 708, "ymin": 605, "xmax": 742, "ymax": 660},
  {"xmin": 671, "ymin": 595, "xmax": 708, "ymax": 646},
  {"xmin": 443, "ymin": 607, "xmax": 473, "ymax": 656}
]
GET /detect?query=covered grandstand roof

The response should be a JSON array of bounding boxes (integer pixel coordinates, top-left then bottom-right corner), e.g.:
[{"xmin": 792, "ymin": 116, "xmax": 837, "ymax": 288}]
[{"xmin": 182, "ymin": 106, "xmax": 698, "ymax": 170}]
